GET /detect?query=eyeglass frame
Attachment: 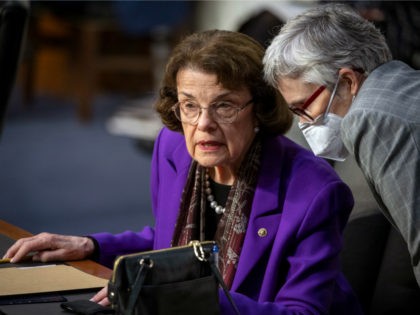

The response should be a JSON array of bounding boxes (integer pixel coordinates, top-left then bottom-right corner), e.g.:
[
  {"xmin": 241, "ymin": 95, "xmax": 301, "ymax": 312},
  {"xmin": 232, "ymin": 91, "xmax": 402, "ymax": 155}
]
[
  {"xmin": 294, "ymin": 76, "xmax": 342, "ymax": 127},
  {"xmin": 288, "ymin": 85, "xmax": 326, "ymax": 122},
  {"xmin": 171, "ymin": 98, "xmax": 254, "ymax": 125}
]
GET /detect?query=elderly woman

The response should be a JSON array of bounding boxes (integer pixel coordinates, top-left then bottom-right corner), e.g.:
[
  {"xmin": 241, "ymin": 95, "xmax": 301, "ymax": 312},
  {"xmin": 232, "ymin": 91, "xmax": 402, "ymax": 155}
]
[{"xmin": 5, "ymin": 30, "xmax": 362, "ymax": 314}]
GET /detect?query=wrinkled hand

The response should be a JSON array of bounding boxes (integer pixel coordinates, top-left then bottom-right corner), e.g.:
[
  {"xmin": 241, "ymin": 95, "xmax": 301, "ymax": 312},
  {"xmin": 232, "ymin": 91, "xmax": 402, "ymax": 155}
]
[
  {"xmin": 90, "ymin": 286, "xmax": 110, "ymax": 306},
  {"xmin": 3, "ymin": 232, "xmax": 95, "ymax": 263}
]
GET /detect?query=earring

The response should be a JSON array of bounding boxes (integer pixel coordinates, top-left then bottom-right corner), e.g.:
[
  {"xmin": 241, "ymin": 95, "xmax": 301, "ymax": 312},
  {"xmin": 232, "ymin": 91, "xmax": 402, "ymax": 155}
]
[{"xmin": 254, "ymin": 126, "xmax": 260, "ymax": 133}]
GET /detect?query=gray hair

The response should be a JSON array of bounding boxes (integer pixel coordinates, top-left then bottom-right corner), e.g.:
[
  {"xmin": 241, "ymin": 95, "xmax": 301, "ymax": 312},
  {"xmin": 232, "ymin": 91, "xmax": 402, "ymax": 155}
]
[{"xmin": 263, "ymin": 3, "xmax": 392, "ymax": 89}]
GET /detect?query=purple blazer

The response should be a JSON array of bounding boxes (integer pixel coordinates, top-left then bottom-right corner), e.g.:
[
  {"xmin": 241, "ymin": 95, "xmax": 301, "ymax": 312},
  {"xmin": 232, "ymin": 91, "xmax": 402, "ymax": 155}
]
[{"xmin": 92, "ymin": 128, "xmax": 363, "ymax": 315}]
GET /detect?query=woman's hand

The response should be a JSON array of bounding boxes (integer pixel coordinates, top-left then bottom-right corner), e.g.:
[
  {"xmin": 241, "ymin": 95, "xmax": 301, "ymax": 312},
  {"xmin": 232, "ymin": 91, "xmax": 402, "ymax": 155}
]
[
  {"xmin": 90, "ymin": 286, "xmax": 110, "ymax": 306},
  {"xmin": 3, "ymin": 232, "xmax": 95, "ymax": 263}
]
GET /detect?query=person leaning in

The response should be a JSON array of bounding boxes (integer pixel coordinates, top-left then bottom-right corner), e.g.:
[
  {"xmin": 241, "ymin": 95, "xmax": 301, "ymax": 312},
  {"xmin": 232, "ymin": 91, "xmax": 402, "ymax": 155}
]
[
  {"xmin": 264, "ymin": 3, "xmax": 420, "ymax": 287},
  {"xmin": 5, "ymin": 29, "xmax": 362, "ymax": 314}
]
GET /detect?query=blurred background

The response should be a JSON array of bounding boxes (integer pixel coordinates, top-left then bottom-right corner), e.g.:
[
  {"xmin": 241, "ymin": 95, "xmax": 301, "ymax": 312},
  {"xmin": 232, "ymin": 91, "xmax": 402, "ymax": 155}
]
[{"xmin": 1, "ymin": 0, "xmax": 419, "ymax": 237}]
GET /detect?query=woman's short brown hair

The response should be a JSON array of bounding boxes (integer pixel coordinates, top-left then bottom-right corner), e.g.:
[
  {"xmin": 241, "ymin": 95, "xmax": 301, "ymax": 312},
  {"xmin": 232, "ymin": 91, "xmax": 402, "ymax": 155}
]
[{"xmin": 155, "ymin": 29, "xmax": 293, "ymax": 135}]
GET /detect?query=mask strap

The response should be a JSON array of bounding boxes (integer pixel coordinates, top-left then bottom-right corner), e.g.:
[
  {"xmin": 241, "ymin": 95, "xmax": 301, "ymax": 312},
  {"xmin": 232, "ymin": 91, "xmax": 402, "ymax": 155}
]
[{"xmin": 323, "ymin": 76, "xmax": 340, "ymax": 118}]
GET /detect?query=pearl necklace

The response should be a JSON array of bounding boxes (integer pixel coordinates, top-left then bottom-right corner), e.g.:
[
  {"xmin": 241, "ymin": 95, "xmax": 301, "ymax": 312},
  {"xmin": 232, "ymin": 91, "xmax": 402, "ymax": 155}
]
[{"xmin": 204, "ymin": 170, "xmax": 226, "ymax": 215}]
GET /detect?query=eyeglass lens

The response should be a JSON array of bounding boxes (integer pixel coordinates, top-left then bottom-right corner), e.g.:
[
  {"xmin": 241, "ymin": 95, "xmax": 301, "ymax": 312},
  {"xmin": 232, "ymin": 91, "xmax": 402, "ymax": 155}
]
[{"xmin": 174, "ymin": 100, "xmax": 252, "ymax": 124}]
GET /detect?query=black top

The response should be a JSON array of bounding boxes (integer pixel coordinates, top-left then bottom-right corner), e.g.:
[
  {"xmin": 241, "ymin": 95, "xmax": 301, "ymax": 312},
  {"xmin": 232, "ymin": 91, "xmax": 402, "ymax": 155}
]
[{"xmin": 204, "ymin": 178, "xmax": 231, "ymax": 240}]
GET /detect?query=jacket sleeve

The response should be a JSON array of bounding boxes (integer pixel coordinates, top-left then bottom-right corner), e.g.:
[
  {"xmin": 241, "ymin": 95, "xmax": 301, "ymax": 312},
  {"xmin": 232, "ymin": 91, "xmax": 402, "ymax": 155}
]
[
  {"xmin": 342, "ymin": 107, "xmax": 420, "ymax": 283},
  {"xmin": 90, "ymin": 228, "xmax": 155, "ymax": 268}
]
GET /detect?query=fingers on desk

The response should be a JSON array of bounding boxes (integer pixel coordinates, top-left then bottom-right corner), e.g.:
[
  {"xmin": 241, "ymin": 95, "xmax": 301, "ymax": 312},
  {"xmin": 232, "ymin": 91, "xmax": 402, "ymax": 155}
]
[{"xmin": 4, "ymin": 232, "xmax": 60, "ymax": 262}]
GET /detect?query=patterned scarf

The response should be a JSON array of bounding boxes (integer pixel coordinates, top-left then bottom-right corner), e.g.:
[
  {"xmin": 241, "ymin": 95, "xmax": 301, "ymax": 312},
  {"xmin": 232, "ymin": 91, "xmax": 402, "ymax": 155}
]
[{"xmin": 172, "ymin": 138, "xmax": 261, "ymax": 288}]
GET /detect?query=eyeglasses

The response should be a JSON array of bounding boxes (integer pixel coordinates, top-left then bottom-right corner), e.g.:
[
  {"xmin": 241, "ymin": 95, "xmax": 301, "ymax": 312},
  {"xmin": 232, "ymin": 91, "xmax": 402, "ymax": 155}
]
[
  {"xmin": 172, "ymin": 99, "xmax": 253, "ymax": 125},
  {"xmin": 288, "ymin": 85, "xmax": 326, "ymax": 122}
]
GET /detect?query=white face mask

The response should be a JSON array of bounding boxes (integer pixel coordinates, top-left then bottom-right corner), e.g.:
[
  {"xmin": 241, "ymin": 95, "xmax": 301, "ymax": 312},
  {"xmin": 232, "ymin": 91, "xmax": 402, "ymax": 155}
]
[
  {"xmin": 298, "ymin": 113, "xmax": 349, "ymax": 161},
  {"xmin": 298, "ymin": 76, "xmax": 349, "ymax": 162}
]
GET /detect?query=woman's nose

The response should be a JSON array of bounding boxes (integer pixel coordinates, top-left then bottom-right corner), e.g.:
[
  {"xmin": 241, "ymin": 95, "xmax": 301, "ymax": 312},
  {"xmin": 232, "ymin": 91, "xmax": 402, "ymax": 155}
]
[{"xmin": 196, "ymin": 108, "xmax": 216, "ymax": 129}]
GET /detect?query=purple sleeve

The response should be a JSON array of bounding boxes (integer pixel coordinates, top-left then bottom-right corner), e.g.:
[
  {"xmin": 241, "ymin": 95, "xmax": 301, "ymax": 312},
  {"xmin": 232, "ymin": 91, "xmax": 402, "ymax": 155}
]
[{"xmin": 90, "ymin": 227, "xmax": 155, "ymax": 268}]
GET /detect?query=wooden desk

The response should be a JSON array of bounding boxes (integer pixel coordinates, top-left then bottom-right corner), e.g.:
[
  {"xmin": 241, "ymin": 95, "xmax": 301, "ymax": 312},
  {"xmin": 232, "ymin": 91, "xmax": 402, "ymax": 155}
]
[{"xmin": 0, "ymin": 220, "xmax": 112, "ymax": 315}]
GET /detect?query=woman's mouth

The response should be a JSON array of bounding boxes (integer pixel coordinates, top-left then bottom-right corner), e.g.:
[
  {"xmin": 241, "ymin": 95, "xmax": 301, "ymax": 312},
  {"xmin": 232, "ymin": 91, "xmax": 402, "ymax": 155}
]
[{"xmin": 197, "ymin": 141, "xmax": 222, "ymax": 151}]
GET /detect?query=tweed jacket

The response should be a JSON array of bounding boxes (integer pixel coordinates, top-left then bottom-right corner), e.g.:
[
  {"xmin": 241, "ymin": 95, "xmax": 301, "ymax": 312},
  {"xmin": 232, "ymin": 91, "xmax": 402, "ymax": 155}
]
[
  {"xmin": 341, "ymin": 60, "xmax": 420, "ymax": 285},
  {"xmin": 92, "ymin": 128, "xmax": 362, "ymax": 315}
]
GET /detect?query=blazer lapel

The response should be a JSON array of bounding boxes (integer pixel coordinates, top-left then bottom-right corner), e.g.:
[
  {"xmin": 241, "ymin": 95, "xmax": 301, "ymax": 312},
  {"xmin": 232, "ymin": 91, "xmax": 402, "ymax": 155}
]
[
  {"xmin": 231, "ymin": 137, "xmax": 283, "ymax": 290},
  {"xmin": 156, "ymin": 134, "xmax": 192, "ymax": 248}
]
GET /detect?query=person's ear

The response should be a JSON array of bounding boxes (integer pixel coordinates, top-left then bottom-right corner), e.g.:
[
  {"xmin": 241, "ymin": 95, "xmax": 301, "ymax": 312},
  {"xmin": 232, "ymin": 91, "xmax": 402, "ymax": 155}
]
[{"xmin": 338, "ymin": 68, "xmax": 364, "ymax": 97}]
